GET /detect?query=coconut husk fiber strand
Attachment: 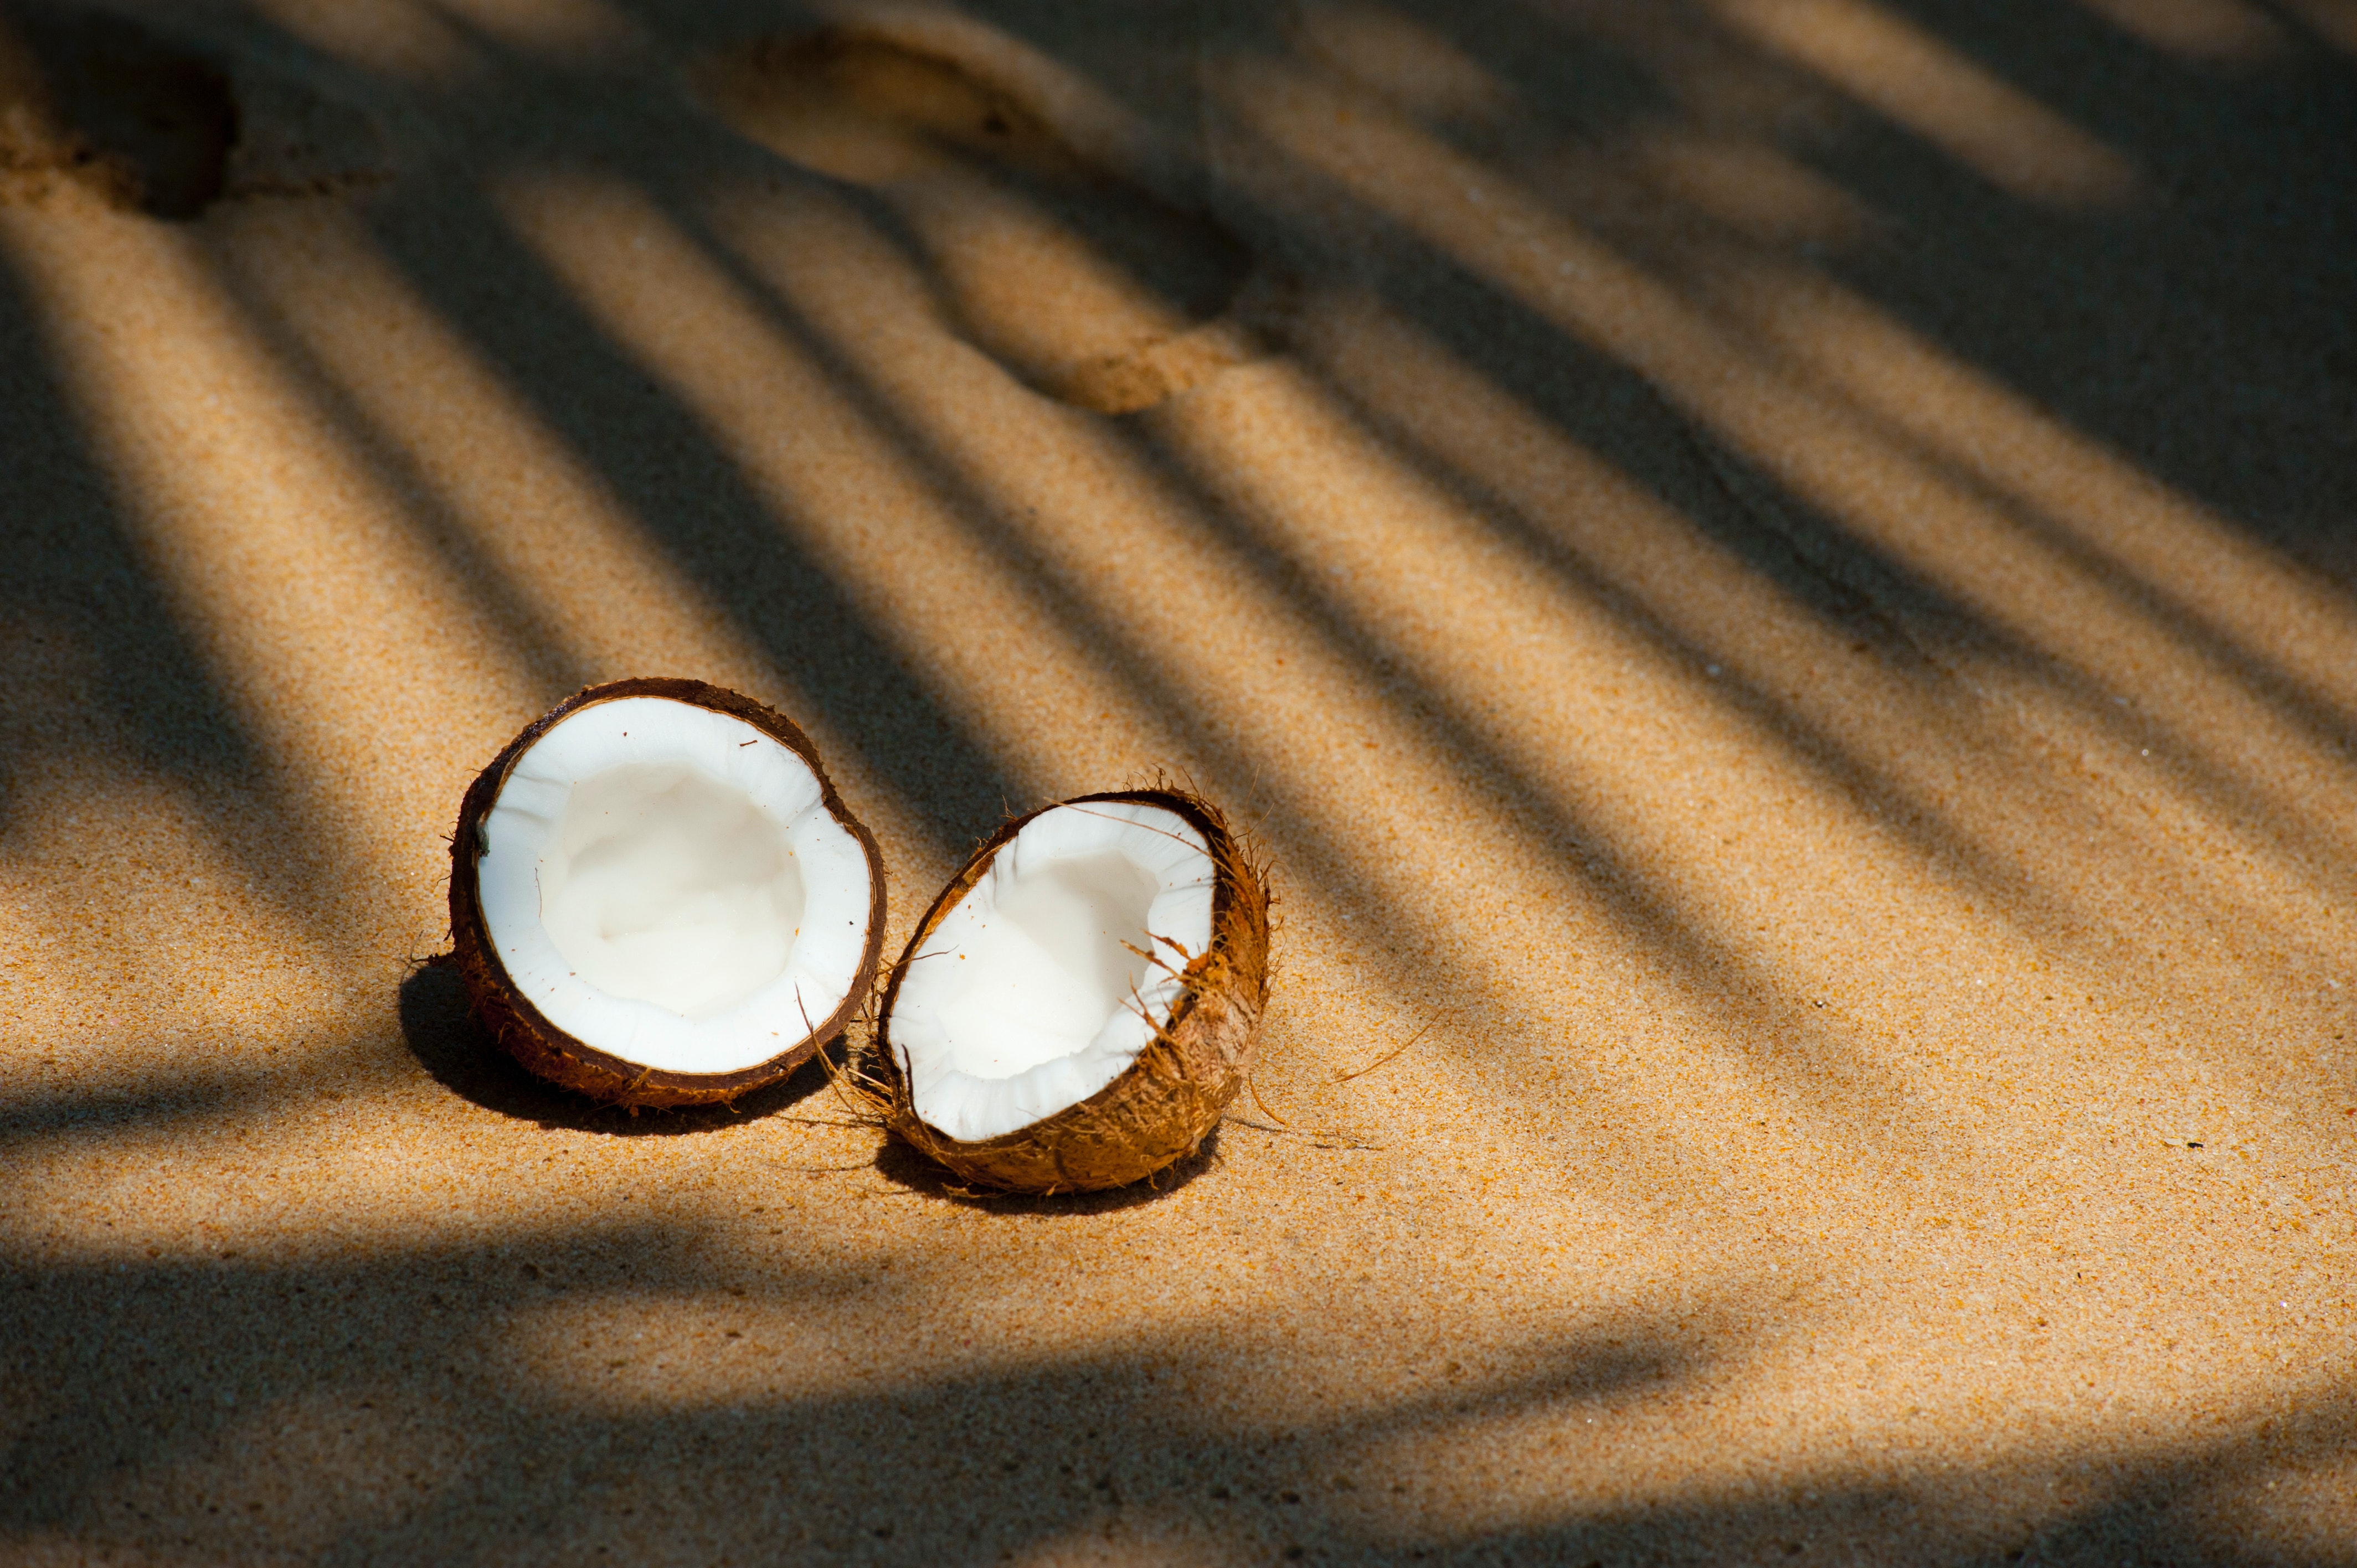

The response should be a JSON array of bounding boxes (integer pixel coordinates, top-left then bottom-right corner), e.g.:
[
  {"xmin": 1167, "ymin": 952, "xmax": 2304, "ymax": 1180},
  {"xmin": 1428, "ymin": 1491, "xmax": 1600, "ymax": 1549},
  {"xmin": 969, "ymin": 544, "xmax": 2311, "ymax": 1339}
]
[{"xmin": 2, "ymin": 0, "xmax": 2353, "ymax": 1562}]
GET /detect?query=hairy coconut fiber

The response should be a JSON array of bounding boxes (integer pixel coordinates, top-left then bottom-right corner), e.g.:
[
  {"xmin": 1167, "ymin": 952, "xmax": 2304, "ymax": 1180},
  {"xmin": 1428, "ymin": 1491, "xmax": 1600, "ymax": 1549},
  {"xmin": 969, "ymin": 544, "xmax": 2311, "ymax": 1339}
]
[
  {"xmin": 447, "ymin": 677, "xmax": 886, "ymax": 1108},
  {"xmin": 871, "ymin": 788, "xmax": 1271, "ymax": 1193}
]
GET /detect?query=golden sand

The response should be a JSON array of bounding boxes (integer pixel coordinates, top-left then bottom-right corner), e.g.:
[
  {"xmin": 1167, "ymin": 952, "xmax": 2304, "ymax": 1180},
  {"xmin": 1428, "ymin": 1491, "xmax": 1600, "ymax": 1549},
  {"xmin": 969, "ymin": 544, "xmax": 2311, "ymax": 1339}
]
[{"xmin": 2, "ymin": 0, "xmax": 2351, "ymax": 1561}]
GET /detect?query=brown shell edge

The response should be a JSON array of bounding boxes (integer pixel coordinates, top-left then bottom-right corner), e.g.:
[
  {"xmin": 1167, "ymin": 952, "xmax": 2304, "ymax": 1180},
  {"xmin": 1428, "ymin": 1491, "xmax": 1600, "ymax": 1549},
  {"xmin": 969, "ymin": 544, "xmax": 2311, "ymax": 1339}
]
[
  {"xmin": 446, "ymin": 676, "xmax": 888, "ymax": 1110},
  {"xmin": 871, "ymin": 788, "xmax": 1272, "ymax": 1193}
]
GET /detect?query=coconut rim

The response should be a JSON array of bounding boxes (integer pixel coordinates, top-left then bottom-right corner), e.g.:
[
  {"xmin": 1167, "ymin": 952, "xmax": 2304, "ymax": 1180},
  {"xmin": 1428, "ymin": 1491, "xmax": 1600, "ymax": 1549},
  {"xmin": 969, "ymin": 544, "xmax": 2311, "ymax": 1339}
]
[
  {"xmin": 447, "ymin": 675, "xmax": 888, "ymax": 1102},
  {"xmin": 872, "ymin": 786, "xmax": 1262, "ymax": 1159}
]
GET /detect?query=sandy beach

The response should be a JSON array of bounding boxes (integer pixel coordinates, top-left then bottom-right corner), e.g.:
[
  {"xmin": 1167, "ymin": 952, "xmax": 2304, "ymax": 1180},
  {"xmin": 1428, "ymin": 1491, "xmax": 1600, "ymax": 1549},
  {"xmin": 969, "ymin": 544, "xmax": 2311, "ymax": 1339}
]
[{"xmin": 3, "ymin": 0, "xmax": 2353, "ymax": 1561}]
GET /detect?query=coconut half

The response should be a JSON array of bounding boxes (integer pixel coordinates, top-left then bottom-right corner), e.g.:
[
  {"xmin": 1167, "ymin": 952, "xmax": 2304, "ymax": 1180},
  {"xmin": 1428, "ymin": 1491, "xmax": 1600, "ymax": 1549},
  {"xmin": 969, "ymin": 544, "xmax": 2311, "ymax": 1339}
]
[
  {"xmin": 872, "ymin": 788, "xmax": 1270, "ymax": 1192},
  {"xmin": 448, "ymin": 677, "xmax": 886, "ymax": 1108}
]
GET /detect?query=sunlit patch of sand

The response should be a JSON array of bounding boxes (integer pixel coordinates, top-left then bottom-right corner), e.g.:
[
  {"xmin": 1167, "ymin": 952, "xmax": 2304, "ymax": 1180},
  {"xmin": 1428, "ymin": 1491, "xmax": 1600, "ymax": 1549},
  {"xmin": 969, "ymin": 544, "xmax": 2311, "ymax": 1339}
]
[{"xmin": 0, "ymin": 194, "xmax": 544, "ymax": 937}]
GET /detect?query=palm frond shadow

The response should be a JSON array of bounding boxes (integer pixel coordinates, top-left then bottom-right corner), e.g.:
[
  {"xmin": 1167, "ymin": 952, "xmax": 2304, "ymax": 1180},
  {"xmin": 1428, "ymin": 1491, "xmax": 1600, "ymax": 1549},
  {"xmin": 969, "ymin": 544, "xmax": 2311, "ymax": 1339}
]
[{"xmin": 2, "ymin": 1237, "xmax": 2341, "ymax": 1565}]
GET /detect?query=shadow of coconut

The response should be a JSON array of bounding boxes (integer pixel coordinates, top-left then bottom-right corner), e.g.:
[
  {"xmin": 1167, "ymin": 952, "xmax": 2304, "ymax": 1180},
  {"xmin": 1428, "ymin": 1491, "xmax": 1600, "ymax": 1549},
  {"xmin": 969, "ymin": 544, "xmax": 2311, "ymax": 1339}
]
[
  {"xmin": 693, "ymin": 25, "xmax": 1286, "ymax": 414},
  {"xmin": 869, "ymin": 1120, "xmax": 1224, "ymax": 1211},
  {"xmin": 397, "ymin": 956, "xmax": 834, "ymax": 1136}
]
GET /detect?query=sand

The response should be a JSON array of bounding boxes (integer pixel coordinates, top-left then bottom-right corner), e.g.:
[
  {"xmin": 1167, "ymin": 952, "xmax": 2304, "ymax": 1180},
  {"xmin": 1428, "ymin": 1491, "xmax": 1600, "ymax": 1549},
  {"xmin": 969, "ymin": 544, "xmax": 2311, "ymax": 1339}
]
[{"xmin": 2, "ymin": 0, "xmax": 2352, "ymax": 1562}]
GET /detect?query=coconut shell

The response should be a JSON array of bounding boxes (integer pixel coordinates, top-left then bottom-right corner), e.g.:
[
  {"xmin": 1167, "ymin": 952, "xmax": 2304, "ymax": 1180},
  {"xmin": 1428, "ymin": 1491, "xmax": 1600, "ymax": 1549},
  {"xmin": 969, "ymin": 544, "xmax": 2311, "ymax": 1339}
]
[
  {"xmin": 872, "ymin": 788, "xmax": 1272, "ymax": 1193},
  {"xmin": 447, "ymin": 677, "xmax": 887, "ymax": 1110}
]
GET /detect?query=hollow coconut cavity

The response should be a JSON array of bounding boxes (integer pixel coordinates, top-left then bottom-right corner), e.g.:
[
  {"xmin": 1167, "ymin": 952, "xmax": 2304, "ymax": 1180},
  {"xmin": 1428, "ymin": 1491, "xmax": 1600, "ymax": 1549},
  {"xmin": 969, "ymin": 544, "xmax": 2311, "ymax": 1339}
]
[
  {"xmin": 448, "ymin": 677, "xmax": 886, "ymax": 1108},
  {"xmin": 872, "ymin": 788, "xmax": 1270, "ymax": 1193}
]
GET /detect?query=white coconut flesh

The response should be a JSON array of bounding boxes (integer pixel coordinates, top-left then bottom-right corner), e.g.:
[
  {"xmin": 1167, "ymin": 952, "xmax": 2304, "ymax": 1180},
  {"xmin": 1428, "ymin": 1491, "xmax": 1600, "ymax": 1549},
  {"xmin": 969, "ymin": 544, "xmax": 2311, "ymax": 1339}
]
[
  {"xmin": 891, "ymin": 801, "xmax": 1216, "ymax": 1142},
  {"xmin": 474, "ymin": 696, "xmax": 874, "ymax": 1075}
]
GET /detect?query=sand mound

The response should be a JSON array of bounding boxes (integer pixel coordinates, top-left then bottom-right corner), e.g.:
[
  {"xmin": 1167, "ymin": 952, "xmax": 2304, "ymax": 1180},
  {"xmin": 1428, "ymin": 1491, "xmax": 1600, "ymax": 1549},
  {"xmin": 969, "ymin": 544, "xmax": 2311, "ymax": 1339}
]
[
  {"xmin": 696, "ymin": 24, "xmax": 1282, "ymax": 412},
  {"xmin": 0, "ymin": 3, "xmax": 386, "ymax": 218}
]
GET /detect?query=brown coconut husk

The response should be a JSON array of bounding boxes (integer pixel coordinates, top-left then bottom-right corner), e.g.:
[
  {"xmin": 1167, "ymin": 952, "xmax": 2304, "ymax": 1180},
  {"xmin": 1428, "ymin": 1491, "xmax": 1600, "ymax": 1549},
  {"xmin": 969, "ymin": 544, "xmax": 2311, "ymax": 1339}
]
[
  {"xmin": 866, "ymin": 788, "xmax": 1272, "ymax": 1193},
  {"xmin": 447, "ymin": 677, "xmax": 887, "ymax": 1110}
]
